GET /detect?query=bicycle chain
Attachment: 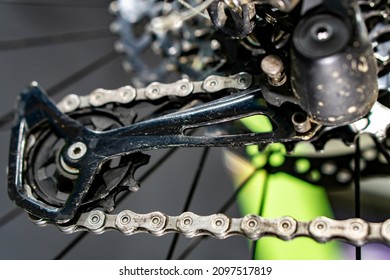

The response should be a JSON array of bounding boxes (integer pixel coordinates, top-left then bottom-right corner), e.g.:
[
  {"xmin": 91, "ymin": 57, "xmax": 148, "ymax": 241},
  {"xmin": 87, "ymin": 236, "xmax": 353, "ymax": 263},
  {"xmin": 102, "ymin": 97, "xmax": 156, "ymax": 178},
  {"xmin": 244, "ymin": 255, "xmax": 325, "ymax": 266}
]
[
  {"xmin": 34, "ymin": 72, "xmax": 390, "ymax": 246},
  {"xmin": 57, "ymin": 72, "xmax": 253, "ymax": 113},
  {"xmin": 30, "ymin": 210, "xmax": 390, "ymax": 246}
]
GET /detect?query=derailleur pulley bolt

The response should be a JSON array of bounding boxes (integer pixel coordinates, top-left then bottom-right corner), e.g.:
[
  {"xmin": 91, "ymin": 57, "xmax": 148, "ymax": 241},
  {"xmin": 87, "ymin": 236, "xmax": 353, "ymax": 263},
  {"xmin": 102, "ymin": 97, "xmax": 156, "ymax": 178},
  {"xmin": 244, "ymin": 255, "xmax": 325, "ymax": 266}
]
[{"xmin": 67, "ymin": 142, "xmax": 88, "ymax": 160}]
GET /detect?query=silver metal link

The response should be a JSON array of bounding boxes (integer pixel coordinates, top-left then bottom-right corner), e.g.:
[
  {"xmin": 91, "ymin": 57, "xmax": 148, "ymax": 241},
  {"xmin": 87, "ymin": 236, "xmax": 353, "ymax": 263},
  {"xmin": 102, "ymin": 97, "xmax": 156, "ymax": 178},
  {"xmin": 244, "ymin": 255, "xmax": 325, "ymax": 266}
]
[
  {"xmin": 177, "ymin": 212, "xmax": 230, "ymax": 238},
  {"xmin": 144, "ymin": 79, "xmax": 193, "ymax": 100},
  {"xmin": 83, "ymin": 210, "xmax": 106, "ymax": 233},
  {"xmin": 309, "ymin": 217, "xmax": 370, "ymax": 245},
  {"xmin": 203, "ymin": 72, "xmax": 252, "ymax": 93},
  {"xmin": 57, "ymin": 94, "xmax": 81, "ymax": 113},
  {"xmin": 57, "ymin": 72, "xmax": 253, "ymax": 112},
  {"xmin": 89, "ymin": 86, "xmax": 137, "ymax": 107}
]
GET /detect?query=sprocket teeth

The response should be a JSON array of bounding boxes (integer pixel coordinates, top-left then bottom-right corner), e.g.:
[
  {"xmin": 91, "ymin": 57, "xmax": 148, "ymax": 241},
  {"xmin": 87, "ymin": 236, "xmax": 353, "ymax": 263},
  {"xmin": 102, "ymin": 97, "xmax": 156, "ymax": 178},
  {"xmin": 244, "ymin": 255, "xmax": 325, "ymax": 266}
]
[
  {"xmin": 91, "ymin": 153, "xmax": 149, "ymax": 213},
  {"xmin": 97, "ymin": 193, "xmax": 118, "ymax": 213}
]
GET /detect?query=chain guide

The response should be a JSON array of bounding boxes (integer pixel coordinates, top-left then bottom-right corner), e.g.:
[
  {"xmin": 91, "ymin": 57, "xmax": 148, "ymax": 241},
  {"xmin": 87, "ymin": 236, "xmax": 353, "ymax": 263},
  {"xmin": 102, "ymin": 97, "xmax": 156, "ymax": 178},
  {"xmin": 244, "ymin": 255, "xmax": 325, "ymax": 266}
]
[{"xmin": 25, "ymin": 108, "xmax": 150, "ymax": 214}]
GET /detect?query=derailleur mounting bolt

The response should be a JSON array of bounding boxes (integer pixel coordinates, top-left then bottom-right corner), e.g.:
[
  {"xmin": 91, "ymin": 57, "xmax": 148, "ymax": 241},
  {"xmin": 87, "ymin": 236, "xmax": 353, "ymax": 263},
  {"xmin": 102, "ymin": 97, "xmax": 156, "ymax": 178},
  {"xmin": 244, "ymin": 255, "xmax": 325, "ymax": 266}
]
[{"xmin": 260, "ymin": 55, "xmax": 286, "ymax": 86}]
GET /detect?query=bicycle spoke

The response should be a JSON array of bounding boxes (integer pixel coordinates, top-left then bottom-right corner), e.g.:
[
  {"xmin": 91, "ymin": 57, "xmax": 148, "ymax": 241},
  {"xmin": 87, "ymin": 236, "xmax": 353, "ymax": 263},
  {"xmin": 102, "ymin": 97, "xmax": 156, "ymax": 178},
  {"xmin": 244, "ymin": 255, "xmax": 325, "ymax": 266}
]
[
  {"xmin": 177, "ymin": 237, "xmax": 203, "ymax": 260},
  {"xmin": 0, "ymin": 29, "xmax": 114, "ymax": 51},
  {"xmin": 166, "ymin": 147, "xmax": 209, "ymax": 260},
  {"xmin": 0, "ymin": 207, "xmax": 23, "ymax": 229},
  {"xmin": 0, "ymin": 49, "xmax": 120, "ymax": 130},
  {"xmin": 372, "ymin": 135, "xmax": 390, "ymax": 164},
  {"xmin": 178, "ymin": 165, "xmax": 259, "ymax": 260},
  {"xmin": 0, "ymin": 111, "xmax": 14, "ymax": 131},
  {"xmin": 116, "ymin": 148, "xmax": 178, "ymax": 205},
  {"xmin": 354, "ymin": 137, "xmax": 362, "ymax": 260},
  {"xmin": 53, "ymin": 231, "xmax": 88, "ymax": 260},
  {"xmin": 46, "ymin": 49, "xmax": 120, "ymax": 95}
]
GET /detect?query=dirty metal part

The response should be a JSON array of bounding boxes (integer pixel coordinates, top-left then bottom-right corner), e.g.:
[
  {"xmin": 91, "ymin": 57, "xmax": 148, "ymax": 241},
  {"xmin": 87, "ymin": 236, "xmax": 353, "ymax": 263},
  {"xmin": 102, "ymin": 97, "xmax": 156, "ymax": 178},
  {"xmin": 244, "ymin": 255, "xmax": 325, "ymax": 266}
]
[
  {"xmin": 261, "ymin": 54, "xmax": 287, "ymax": 87},
  {"xmin": 291, "ymin": 112, "xmax": 311, "ymax": 133},
  {"xmin": 29, "ymin": 209, "xmax": 390, "ymax": 247},
  {"xmin": 291, "ymin": 0, "xmax": 378, "ymax": 126}
]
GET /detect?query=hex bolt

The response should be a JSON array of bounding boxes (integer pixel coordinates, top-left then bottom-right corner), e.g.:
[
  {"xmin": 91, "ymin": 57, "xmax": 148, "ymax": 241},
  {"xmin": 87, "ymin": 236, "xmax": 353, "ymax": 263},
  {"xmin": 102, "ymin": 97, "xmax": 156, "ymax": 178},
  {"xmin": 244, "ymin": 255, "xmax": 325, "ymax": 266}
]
[
  {"xmin": 260, "ymin": 55, "xmax": 286, "ymax": 86},
  {"xmin": 67, "ymin": 142, "xmax": 87, "ymax": 160}
]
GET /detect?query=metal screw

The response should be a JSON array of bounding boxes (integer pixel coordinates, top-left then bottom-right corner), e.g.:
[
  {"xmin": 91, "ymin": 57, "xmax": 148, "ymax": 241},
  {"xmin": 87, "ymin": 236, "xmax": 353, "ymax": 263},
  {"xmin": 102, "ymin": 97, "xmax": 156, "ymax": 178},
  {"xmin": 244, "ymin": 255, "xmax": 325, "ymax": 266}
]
[
  {"xmin": 260, "ymin": 55, "xmax": 286, "ymax": 86},
  {"xmin": 67, "ymin": 142, "xmax": 87, "ymax": 160},
  {"xmin": 311, "ymin": 23, "xmax": 333, "ymax": 42}
]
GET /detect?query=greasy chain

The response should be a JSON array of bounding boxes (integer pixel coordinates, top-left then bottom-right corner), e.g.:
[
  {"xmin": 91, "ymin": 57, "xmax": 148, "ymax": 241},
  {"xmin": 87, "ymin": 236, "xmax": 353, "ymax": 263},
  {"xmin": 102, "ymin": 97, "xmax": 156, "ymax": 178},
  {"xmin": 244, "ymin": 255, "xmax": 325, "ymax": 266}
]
[
  {"xmin": 57, "ymin": 72, "xmax": 253, "ymax": 113},
  {"xmin": 31, "ymin": 72, "xmax": 390, "ymax": 246},
  {"xmin": 30, "ymin": 210, "xmax": 390, "ymax": 246}
]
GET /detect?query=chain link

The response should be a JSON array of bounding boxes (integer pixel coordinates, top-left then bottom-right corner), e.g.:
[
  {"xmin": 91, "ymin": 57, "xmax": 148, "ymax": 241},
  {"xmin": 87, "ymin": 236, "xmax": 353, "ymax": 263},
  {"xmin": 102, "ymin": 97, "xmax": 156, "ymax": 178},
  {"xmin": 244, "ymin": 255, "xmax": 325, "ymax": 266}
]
[
  {"xmin": 29, "ymin": 210, "xmax": 390, "ymax": 245},
  {"xmin": 42, "ymin": 72, "xmax": 390, "ymax": 246},
  {"xmin": 57, "ymin": 72, "xmax": 253, "ymax": 113}
]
